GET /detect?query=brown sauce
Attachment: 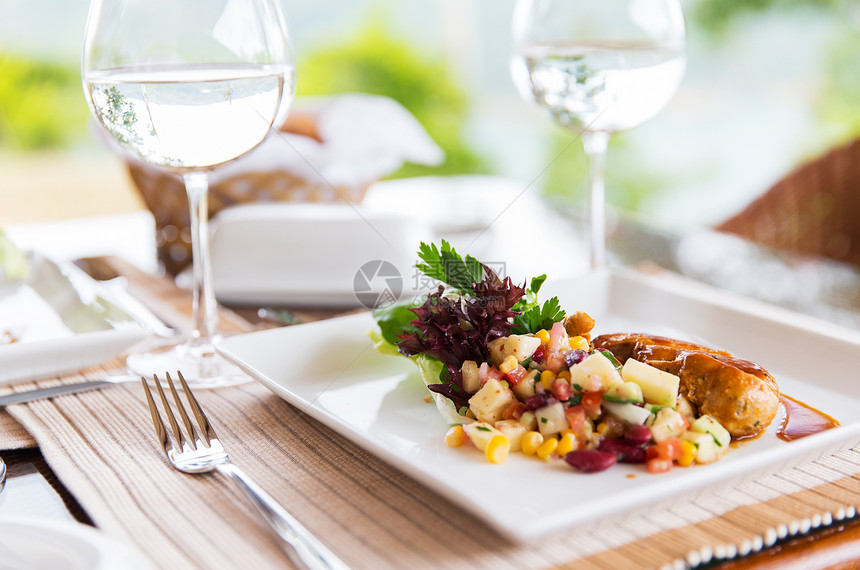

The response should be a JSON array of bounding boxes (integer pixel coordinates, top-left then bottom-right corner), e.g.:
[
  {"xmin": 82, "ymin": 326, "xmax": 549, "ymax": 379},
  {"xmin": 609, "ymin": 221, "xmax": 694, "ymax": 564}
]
[{"xmin": 776, "ymin": 394, "xmax": 839, "ymax": 442}]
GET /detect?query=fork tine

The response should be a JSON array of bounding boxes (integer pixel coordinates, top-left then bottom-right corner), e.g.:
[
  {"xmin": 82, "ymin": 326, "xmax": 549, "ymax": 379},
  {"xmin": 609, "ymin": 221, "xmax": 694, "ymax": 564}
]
[
  {"xmin": 165, "ymin": 372, "xmax": 200, "ymax": 448},
  {"xmin": 140, "ymin": 376, "xmax": 168, "ymax": 450},
  {"xmin": 176, "ymin": 370, "xmax": 218, "ymax": 444},
  {"xmin": 152, "ymin": 373, "xmax": 187, "ymax": 451}
]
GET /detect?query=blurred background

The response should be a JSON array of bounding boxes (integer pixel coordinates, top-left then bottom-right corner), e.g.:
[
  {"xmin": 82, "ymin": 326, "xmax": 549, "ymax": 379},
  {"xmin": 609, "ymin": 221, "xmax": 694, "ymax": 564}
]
[{"xmin": 1, "ymin": 0, "xmax": 858, "ymax": 231}]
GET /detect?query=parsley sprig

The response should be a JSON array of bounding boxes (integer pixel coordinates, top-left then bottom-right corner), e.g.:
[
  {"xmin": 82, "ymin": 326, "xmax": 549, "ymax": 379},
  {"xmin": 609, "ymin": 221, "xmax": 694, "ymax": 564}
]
[
  {"xmin": 511, "ymin": 275, "xmax": 565, "ymax": 334},
  {"xmin": 415, "ymin": 241, "xmax": 484, "ymax": 292}
]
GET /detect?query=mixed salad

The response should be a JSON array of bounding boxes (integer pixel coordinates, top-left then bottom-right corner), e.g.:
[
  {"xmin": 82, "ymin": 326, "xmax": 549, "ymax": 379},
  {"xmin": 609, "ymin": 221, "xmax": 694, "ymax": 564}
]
[{"xmin": 371, "ymin": 241, "xmax": 732, "ymax": 474}]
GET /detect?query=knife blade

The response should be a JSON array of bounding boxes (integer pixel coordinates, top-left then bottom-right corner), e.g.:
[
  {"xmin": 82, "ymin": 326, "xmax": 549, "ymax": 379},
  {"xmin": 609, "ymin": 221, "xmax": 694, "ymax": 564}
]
[{"xmin": 0, "ymin": 375, "xmax": 139, "ymax": 406}]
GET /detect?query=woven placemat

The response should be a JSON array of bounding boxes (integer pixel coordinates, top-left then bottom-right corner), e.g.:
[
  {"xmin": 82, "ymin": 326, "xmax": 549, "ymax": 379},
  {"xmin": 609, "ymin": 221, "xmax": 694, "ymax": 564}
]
[{"xmin": 3, "ymin": 358, "xmax": 860, "ymax": 570}]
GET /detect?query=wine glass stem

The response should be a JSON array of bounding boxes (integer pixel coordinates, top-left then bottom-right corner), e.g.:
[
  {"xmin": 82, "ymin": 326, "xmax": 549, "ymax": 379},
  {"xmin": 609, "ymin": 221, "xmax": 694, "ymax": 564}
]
[
  {"xmin": 582, "ymin": 130, "xmax": 610, "ymax": 268},
  {"xmin": 183, "ymin": 172, "xmax": 221, "ymax": 351}
]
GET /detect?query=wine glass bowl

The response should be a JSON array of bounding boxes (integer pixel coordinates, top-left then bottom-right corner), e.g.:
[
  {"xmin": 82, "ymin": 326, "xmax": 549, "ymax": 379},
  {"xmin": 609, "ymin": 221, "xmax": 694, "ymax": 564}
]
[
  {"xmin": 82, "ymin": 0, "xmax": 295, "ymax": 387},
  {"xmin": 511, "ymin": 0, "xmax": 686, "ymax": 267}
]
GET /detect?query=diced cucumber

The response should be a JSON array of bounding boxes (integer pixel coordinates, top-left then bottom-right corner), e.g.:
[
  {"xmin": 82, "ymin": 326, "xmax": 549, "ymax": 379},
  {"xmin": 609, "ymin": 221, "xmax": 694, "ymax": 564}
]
[
  {"xmin": 519, "ymin": 410, "xmax": 538, "ymax": 431},
  {"xmin": 602, "ymin": 401, "xmax": 652, "ymax": 425},
  {"xmin": 603, "ymin": 381, "xmax": 644, "ymax": 404},
  {"xmin": 691, "ymin": 415, "xmax": 731, "ymax": 449},
  {"xmin": 648, "ymin": 408, "xmax": 687, "ymax": 442},
  {"xmin": 535, "ymin": 402, "xmax": 567, "ymax": 436},
  {"xmin": 570, "ymin": 352, "xmax": 624, "ymax": 389},
  {"xmin": 621, "ymin": 359, "xmax": 680, "ymax": 407},
  {"xmin": 681, "ymin": 430, "xmax": 724, "ymax": 464}
]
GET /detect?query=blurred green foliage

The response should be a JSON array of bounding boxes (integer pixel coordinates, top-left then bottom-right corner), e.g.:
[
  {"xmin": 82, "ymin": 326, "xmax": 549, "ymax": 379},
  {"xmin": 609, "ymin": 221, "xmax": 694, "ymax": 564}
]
[
  {"xmin": 0, "ymin": 54, "xmax": 89, "ymax": 150},
  {"xmin": 690, "ymin": 0, "xmax": 846, "ymax": 36},
  {"xmin": 819, "ymin": 28, "xmax": 860, "ymax": 139},
  {"xmin": 296, "ymin": 19, "xmax": 488, "ymax": 178}
]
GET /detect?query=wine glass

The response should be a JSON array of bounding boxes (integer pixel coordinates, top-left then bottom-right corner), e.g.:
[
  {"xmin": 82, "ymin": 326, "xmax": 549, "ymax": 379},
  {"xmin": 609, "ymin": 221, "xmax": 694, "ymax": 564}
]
[
  {"xmin": 82, "ymin": 0, "xmax": 295, "ymax": 387},
  {"xmin": 511, "ymin": 0, "xmax": 686, "ymax": 267}
]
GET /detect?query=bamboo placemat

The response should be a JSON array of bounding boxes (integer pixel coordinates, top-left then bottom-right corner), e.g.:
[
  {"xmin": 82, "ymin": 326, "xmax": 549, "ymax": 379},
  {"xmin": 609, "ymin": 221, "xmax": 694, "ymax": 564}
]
[{"xmin": 3, "ymin": 259, "xmax": 860, "ymax": 569}]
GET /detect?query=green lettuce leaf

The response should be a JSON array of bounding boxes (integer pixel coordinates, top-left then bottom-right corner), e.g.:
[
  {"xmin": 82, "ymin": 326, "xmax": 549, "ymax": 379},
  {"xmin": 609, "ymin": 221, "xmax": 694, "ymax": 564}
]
[{"xmin": 368, "ymin": 329, "xmax": 469, "ymax": 425}]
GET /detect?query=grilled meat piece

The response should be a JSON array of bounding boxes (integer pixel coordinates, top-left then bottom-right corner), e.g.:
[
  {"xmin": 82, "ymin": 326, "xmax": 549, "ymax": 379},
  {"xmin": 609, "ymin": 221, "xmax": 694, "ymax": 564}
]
[{"xmin": 592, "ymin": 333, "xmax": 779, "ymax": 438}]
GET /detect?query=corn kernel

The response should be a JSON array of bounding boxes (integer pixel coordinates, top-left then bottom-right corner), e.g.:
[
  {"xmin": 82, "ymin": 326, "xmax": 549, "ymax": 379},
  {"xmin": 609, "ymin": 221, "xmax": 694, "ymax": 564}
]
[
  {"xmin": 536, "ymin": 329, "xmax": 550, "ymax": 345},
  {"xmin": 677, "ymin": 440, "xmax": 697, "ymax": 467},
  {"xmin": 485, "ymin": 435, "xmax": 510, "ymax": 464},
  {"xmin": 521, "ymin": 431, "xmax": 544, "ymax": 456},
  {"xmin": 445, "ymin": 425, "xmax": 466, "ymax": 447},
  {"xmin": 536, "ymin": 437, "xmax": 559, "ymax": 460},
  {"xmin": 596, "ymin": 421, "xmax": 611, "ymax": 436},
  {"xmin": 556, "ymin": 370, "xmax": 571, "ymax": 381},
  {"xmin": 499, "ymin": 355, "xmax": 518, "ymax": 375},
  {"xmin": 540, "ymin": 370, "xmax": 555, "ymax": 390},
  {"xmin": 557, "ymin": 432, "xmax": 578, "ymax": 456},
  {"xmin": 569, "ymin": 336, "xmax": 590, "ymax": 351}
]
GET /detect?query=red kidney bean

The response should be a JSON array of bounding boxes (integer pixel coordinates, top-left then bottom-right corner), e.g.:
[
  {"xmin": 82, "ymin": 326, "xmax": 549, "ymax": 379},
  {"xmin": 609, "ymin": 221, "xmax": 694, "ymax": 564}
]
[
  {"xmin": 597, "ymin": 438, "xmax": 647, "ymax": 463},
  {"xmin": 624, "ymin": 424, "xmax": 653, "ymax": 446},
  {"xmin": 564, "ymin": 449, "xmax": 617, "ymax": 473},
  {"xmin": 564, "ymin": 349, "xmax": 587, "ymax": 368}
]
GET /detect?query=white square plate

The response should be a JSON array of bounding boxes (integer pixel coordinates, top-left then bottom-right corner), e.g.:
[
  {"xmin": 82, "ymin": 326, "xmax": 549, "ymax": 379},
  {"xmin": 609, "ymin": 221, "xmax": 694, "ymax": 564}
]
[{"xmin": 217, "ymin": 268, "xmax": 860, "ymax": 542}]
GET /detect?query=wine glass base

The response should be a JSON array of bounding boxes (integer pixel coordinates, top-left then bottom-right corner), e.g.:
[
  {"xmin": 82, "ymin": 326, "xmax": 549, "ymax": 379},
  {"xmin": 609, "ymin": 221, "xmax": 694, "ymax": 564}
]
[{"xmin": 126, "ymin": 343, "xmax": 251, "ymax": 389}]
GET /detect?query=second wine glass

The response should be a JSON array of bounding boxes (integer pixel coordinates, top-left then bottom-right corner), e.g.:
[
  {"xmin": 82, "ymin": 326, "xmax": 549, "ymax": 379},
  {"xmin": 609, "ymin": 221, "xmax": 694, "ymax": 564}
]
[
  {"xmin": 82, "ymin": 0, "xmax": 295, "ymax": 387},
  {"xmin": 511, "ymin": 0, "xmax": 686, "ymax": 268}
]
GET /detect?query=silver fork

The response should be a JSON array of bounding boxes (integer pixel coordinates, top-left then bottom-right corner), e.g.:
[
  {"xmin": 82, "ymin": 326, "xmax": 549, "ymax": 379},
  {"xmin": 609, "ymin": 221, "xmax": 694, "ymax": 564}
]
[{"xmin": 141, "ymin": 372, "xmax": 350, "ymax": 570}]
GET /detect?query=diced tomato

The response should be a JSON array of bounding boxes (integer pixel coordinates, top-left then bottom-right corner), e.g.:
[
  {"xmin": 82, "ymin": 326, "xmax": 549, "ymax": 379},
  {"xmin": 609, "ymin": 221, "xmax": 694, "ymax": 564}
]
[
  {"xmin": 564, "ymin": 405, "xmax": 588, "ymax": 433},
  {"xmin": 511, "ymin": 402, "xmax": 527, "ymax": 420},
  {"xmin": 501, "ymin": 401, "xmax": 526, "ymax": 420},
  {"xmin": 581, "ymin": 390, "xmax": 604, "ymax": 416},
  {"xmin": 648, "ymin": 438, "xmax": 683, "ymax": 461},
  {"xmin": 504, "ymin": 365, "xmax": 527, "ymax": 385},
  {"xmin": 486, "ymin": 365, "xmax": 504, "ymax": 382},
  {"xmin": 550, "ymin": 378, "xmax": 572, "ymax": 401},
  {"xmin": 646, "ymin": 458, "xmax": 673, "ymax": 474}
]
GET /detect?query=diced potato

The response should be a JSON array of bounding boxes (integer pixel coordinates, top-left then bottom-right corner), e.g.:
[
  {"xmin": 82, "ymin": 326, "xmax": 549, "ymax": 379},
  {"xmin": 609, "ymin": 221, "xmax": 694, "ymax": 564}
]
[
  {"xmin": 535, "ymin": 402, "xmax": 567, "ymax": 436},
  {"xmin": 463, "ymin": 422, "xmax": 503, "ymax": 451},
  {"xmin": 647, "ymin": 407, "xmax": 688, "ymax": 443},
  {"xmin": 621, "ymin": 359, "xmax": 680, "ymax": 407},
  {"xmin": 519, "ymin": 410, "xmax": 538, "ymax": 431},
  {"xmin": 569, "ymin": 352, "xmax": 623, "ymax": 389},
  {"xmin": 461, "ymin": 360, "xmax": 480, "ymax": 394},
  {"xmin": 681, "ymin": 430, "xmax": 724, "ymax": 464},
  {"xmin": 468, "ymin": 377, "xmax": 517, "ymax": 424},
  {"xmin": 602, "ymin": 401, "xmax": 652, "ymax": 425},
  {"xmin": 487, "ymin": 335, "xmax": 542, "ymax": 366},
  {"xmin": 511, "ymin": 369, "xmax": 539, "ymax": 401},
  {"xmin": 691, "ymin": 415, "xmax": 731, "ymax": 450},
  {"xmin": 495, "ymin": 420, "xmax": 528, "ymax": 452}
]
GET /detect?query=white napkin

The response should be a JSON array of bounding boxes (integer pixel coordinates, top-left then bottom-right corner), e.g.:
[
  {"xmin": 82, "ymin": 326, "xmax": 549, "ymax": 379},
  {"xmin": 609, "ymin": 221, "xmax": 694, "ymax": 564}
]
[{"xmin": 212, "ymin": 93, "xmax": 445, "ymax": 187}]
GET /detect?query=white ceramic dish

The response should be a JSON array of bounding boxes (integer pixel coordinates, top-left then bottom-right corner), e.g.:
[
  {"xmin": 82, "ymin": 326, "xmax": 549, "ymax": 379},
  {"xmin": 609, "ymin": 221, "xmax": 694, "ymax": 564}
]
[
  {"xmin": 0, "ymin": 517, "xmax": 149, "ymax": 570},
  {"xmin": 208, "ymin": 203, "xmax": 433, "ymax": 308},
  {"xmin": 0, "ymin": 255, "xmax": 148, "ymax": 385},
  {"xmin": 217, "ymin": 268, "xmax": 860, "ymax": 542}
]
